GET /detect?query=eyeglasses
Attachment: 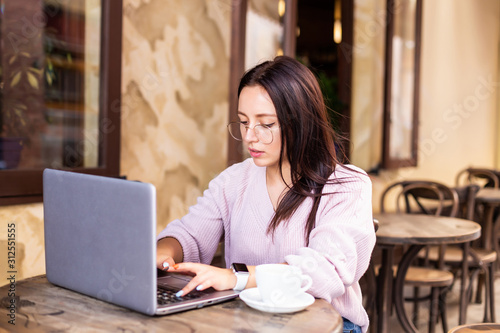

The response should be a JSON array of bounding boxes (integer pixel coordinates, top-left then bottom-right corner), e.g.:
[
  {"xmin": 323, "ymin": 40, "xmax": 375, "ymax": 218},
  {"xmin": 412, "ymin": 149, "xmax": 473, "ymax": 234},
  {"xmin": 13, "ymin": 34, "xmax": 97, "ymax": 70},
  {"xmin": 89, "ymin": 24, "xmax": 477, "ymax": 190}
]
[{"xmin": 227, "ymin": 122, "xmax": 278, "ymax": 145}]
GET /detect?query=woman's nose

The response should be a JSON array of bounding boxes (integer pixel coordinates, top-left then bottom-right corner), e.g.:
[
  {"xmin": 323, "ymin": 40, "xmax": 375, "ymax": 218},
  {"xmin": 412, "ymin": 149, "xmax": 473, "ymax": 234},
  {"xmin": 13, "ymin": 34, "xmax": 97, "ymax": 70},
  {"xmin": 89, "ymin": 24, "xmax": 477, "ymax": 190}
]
[{"xmin": 243, "ymin": 126, "xmax": 259, "ymax": 143}]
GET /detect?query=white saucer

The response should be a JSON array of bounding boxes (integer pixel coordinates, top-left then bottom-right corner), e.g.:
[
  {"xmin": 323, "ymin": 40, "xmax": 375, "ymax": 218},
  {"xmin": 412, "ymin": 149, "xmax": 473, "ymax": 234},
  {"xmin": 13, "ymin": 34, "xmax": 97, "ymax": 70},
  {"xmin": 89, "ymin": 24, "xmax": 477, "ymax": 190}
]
[{"xmin": 239, "ymin": 288, "xmax": 315, "ymax": 314}]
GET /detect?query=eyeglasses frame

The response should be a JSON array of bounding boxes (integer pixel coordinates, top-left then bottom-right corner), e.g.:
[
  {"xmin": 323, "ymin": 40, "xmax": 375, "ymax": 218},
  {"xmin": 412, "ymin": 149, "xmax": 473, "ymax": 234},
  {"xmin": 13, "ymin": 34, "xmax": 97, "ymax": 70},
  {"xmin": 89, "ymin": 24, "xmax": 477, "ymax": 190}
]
[{"xmin": 227, "ymin": 121, "xmax": 279, "ymax": 145}]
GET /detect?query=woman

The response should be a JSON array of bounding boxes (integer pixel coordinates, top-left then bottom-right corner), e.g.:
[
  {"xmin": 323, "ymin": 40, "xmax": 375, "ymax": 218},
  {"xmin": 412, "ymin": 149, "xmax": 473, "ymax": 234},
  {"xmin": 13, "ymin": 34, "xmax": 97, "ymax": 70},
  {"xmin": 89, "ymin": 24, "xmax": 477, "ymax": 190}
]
[{"xmin": 156, "ymin": 56, "xmax": 375, "ymax": 333}]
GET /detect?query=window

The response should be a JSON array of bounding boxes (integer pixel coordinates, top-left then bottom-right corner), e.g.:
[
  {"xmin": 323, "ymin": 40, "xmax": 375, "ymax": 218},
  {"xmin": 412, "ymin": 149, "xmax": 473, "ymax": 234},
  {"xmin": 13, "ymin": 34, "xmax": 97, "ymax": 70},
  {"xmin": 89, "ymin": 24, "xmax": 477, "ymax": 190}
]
[
  {"xmin": 382, "ymin": 0, "xmax": 422, "ymax": 169},
  {"xmin": 0, "ymin": 0, "xmax": 122, "ymax": 205}
]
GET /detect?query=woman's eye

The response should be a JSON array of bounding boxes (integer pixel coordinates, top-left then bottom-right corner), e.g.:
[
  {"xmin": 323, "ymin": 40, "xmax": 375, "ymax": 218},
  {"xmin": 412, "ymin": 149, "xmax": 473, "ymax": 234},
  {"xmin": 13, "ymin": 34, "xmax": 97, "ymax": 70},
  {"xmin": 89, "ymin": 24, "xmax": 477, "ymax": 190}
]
[
  {"xmin": 263, "ymin": 122, "xmax": 275, "ymax": 129},
  {"xmin": 240, "ymin": 121, "xmax": 248, "ymax": 125}
]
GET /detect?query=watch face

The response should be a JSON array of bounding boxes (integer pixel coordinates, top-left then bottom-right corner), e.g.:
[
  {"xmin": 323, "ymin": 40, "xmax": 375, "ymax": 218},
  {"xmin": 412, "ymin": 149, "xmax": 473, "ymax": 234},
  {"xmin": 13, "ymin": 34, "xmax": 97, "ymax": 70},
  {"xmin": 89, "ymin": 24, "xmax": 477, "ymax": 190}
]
[{"xmin": 232, "ymin": 263, "xmax": 249, "ymax": 273}]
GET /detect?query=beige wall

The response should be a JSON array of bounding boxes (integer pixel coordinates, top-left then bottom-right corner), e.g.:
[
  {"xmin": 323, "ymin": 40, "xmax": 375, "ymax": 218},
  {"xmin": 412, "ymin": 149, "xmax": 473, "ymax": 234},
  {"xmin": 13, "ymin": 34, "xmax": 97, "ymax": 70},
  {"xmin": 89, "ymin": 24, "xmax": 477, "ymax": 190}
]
[
  {"xmin": 351, "ymin": 0, "xmax": 500, "ymax": 212},
  {"xmin": 0, "ymin": 204, "xmax": 43, "ymax": 284},
  {"xmin": 121, "ymin": 0, "xmax": 231, "ymax": 233},
  {"xmin": 1, "ymin": 0, "xmax": 499, "ymax": 284}
]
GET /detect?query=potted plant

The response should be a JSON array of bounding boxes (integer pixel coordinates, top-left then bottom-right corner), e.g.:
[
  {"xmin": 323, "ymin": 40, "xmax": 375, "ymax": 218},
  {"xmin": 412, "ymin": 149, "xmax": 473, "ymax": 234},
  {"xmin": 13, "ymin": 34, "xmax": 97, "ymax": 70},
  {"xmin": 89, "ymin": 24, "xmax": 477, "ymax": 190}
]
[
  {"xmin": 0, "ymin": 2, "xmax": 47, "ymax": 170},
  {"xmin": 0, "ymin": 97, "xmax": 26, "ymax": 170},
  {"xmin": 1, "ymin": 48, "xmax": 47, "ymax": 169}
]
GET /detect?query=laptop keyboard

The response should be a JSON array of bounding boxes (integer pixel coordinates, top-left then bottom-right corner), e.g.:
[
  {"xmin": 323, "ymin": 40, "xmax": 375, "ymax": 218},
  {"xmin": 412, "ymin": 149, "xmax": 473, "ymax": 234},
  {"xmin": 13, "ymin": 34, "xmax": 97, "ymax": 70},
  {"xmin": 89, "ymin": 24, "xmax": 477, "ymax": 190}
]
[{"xmin": 157, "ymin": 285, "xmax": 207, "ymax": 305}]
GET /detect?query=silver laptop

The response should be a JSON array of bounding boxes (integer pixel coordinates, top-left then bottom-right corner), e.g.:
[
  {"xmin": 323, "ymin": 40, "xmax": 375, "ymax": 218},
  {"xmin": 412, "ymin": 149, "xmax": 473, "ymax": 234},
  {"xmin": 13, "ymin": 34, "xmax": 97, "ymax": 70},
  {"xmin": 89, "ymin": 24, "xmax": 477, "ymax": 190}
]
[{"xmin": 43, "ymin": 168, "xmax": 238, "ymax": 316}]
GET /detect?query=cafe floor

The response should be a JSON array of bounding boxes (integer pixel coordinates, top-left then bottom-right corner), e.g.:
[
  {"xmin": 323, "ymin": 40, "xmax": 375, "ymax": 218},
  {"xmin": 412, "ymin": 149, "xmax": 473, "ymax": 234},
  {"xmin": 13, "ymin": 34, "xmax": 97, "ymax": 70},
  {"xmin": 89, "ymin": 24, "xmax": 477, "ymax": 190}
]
[{"xmin": 385, "ymin": 273, "xmax": 500, "ymax": 332}]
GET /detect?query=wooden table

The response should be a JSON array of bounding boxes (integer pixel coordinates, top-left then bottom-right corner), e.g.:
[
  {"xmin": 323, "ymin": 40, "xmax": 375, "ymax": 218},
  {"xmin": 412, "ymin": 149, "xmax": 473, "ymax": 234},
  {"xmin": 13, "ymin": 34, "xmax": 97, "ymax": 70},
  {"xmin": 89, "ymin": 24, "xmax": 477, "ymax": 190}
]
[
  {"xmin": 475, "ymin": 188, "xmax": 500, "ymax": 263},
  {"xmin": 373, "ymin": 213, "xmax": 481, "ymax": 333},
  {"xmin": 448, "ymin": 323, "xmax": 500, "ymax": 333},
  {"xmin": 0, "ymin": 275, "xmax": 342, "ymax": 332}
]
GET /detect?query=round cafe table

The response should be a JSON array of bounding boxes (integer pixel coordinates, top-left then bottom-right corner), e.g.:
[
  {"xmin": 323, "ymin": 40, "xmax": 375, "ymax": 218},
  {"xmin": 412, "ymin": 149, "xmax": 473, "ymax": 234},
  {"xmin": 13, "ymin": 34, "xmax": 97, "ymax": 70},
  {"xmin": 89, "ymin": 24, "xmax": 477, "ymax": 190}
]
[
  {"xmin": 448, "ymin": 322, "xmax": 500, "ymax": 333},
  {"xmin": 0, "ymin": 275, "xmax": 342, "ymax": 332},
  {"xmin": 373, "ymin": 213, "xmax": 481, "ymax": 333}
]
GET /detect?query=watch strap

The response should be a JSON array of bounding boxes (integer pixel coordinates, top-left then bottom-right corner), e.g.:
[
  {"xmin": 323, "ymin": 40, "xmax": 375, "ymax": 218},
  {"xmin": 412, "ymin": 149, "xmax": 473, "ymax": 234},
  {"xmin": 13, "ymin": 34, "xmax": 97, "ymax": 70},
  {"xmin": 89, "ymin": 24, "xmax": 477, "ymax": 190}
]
[{"xmin": 231, "ymin": 264, "xmax": 249, "ymax": 291}]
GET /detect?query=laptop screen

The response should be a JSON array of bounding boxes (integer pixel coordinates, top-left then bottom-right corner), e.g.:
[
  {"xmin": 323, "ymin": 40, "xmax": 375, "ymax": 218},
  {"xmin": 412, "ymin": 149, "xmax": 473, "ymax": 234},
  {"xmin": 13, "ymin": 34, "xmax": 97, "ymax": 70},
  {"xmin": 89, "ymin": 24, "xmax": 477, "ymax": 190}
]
[{"xmin": 43, "ymin": 169, "xmax": 158, "ymax": 315}]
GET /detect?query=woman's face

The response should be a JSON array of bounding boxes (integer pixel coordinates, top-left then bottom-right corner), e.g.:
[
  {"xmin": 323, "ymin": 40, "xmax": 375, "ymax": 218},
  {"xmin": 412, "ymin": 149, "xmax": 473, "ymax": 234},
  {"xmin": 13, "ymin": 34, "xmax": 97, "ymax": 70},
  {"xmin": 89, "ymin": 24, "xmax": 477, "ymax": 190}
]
[{"xmin": 238, "ymin": 85, "xmax": 284, "ymax": 170}]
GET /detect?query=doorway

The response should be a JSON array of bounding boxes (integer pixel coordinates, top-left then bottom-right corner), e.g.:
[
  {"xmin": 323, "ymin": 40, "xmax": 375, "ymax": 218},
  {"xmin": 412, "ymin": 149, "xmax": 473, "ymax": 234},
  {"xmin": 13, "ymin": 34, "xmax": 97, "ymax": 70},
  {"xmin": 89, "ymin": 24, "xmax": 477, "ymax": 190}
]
[{"xmin": 296, "ymin": 0, "xmax": 353, "ymax": 159}]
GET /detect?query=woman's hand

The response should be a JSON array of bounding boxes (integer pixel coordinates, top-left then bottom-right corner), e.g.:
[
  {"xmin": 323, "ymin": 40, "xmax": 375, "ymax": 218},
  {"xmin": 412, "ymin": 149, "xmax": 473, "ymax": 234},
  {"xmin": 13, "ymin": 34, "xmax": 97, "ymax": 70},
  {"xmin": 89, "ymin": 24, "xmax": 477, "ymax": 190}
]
[
  {"xmin": 171, "ymin": 263, "xmax": 237, "ymax": 297},
  {"xmin": 156, "ymin": 255, "xmax": 176, "ymax": 271},
  {"xmin": 156, "ymin": 237, "xmax": 183, "ymax": 271}
]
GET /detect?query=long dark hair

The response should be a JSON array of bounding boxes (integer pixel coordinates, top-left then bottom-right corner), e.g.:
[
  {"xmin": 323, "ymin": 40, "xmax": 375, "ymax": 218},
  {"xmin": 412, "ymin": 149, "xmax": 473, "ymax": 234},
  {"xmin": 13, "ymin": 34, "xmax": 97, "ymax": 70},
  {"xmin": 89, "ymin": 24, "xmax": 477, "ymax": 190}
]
[{"xmin": 238, "ymin": 56, "xmax": 347, "ymax": 241}]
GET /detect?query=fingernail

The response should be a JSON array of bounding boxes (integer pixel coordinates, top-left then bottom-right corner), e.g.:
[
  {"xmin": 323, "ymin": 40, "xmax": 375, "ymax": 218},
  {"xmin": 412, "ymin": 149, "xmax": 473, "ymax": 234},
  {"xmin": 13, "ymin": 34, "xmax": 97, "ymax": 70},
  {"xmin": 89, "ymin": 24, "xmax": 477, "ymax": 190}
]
[
  {"xmin": 196, "ymin": 285, "xmax": 203, "ymax": 291},
  {"xmin": 162, "ymin": 262, "xmax": 169, "ymax": 270},
  {"xmin": 173, "ymin": 264, "xmax": 179, "ymax": 269},
  {"xmin": 175, "ymin": 290, "xmax": 184, "ymax": 297}
]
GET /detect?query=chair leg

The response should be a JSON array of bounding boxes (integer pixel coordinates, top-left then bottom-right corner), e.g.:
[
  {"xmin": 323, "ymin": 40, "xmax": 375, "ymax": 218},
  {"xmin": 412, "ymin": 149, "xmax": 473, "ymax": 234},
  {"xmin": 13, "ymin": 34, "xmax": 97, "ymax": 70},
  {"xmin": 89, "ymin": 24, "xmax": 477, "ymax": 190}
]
[
  {"xmin": 411, "ymin": 286, "xmax": 419, "ymax": 325},
  {"xmin": 362, "ymin": 263, "xmax": 377, "ymax": 332},
  {"xmin": 486, "ymin": 264, "xmax": 496, "ymax": 323},
  {"xmin": 468, "ymin": 268, "xmax": 481, "ymax": 304},
  {"xmin": 475, "ymin": 271, "xmax": 485, "ymax": 304},
  {"xmin": 439, "ymin": 287, "xmax": 448, "ymax": 333},
  {"xmin": 482, "ymin": 266, "xmax": 490, "ymax": 323},
  {"xmin": 428, "ymin": 287, "xmax": 439, "ymax": 333}
]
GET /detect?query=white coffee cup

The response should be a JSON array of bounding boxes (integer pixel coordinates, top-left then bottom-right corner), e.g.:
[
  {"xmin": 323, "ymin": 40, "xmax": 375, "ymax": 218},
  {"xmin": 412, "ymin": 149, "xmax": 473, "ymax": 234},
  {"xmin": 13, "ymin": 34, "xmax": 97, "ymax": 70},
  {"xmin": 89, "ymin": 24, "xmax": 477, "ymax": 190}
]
[{"xmin": 255, "ymin": 264, "xmax": 312, "ymax": 305}]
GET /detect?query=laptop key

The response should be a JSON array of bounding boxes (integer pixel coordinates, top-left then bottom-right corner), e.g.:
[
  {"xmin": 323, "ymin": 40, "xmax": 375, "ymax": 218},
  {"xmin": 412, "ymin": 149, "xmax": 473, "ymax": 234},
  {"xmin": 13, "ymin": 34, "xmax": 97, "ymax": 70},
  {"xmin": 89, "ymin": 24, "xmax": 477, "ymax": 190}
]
[{"xmin": 157, "ymin": 286, "xmax": 207, "ymax": 305}]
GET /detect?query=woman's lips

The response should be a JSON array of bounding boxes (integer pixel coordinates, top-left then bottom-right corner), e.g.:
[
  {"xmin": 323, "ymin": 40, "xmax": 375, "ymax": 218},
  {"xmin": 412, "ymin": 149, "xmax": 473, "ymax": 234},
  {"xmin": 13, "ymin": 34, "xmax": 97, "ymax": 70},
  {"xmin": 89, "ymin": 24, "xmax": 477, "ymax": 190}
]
[{"xmin": 248, "ymin": 148, "xmax": 263, "ymax": 158}]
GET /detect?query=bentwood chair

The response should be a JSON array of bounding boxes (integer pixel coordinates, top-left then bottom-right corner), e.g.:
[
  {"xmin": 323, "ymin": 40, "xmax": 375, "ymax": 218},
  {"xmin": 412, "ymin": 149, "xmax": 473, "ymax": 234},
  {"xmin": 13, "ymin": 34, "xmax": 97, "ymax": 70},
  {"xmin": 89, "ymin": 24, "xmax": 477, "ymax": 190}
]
[
  {"xmin": 380, "ymin": 181, "xmax": 457, "ymax": 333},
  {"xmin": 362, "ymin": 219, "xmax": 379, "ymax": 332},
  {"xmin": 455, "ymin": 167, "xmax": 499, "ymax": 223},
  {"xmin": 393, "ymin": 180, "xmax": 496, "ymax": 324},
  {"xmin": 455, "ymin": 168, "xmax": 499, "ymax": 190},
  {"xmin": 454, "ymin": 168, "xmax": 498, "ymax": 321},
  {"xmin": 446, "ymin": 184, "xmax": 497, "ymax": 322}
]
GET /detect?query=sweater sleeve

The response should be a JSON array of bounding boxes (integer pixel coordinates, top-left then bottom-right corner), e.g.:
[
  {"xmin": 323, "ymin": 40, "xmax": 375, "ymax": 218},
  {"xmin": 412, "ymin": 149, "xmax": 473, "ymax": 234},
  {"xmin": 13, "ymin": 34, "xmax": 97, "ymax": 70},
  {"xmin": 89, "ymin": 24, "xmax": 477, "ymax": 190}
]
[
  {"xmin": 284, "ymin": 166, "xmax": 375, "ymax": 328},
  {"xmin": 156, "ymin": 161, "xmax": 244, "ymax": 264}
]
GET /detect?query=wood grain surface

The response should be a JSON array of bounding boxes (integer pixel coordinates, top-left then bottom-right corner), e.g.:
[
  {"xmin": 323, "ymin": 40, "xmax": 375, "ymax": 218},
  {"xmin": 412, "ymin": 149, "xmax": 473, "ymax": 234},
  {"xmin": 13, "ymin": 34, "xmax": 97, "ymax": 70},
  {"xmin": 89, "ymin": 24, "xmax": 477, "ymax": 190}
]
[
  {"xmin": 476, "ymin": 188, "xmax": 500, "ymax": 204},
  {"xmin": 0, "ymin": 275, "xmax": 343, "ymax": 333},
  {"xmin": 448, "ymin": 323, "xmax": 500, "ymax": 333},
  {"xmin": 374, "ymin": 213, "xmax": 481, "ymax": 245}
]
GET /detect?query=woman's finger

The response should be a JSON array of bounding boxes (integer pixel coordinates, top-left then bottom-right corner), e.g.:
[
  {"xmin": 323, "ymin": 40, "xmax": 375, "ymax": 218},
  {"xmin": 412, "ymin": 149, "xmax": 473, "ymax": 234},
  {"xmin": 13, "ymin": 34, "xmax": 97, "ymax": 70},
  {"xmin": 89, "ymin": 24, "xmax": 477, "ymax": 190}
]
[
  {"xmin": 172, "ymin": 263, "xmax": 219, "ymax": 296},
  {"xmin": 170, "ymin": 263, "xmax": 236, "ymax": 296},
  {"xmin": 172, "ymin": 262, "xmax": 198, "ymax": 272},
  {"xmin": 175, "ymin": 275, "xmax": 205, "ymax": 297},
  {"xmin": 157, "ymin": 255, "xmax": 176, "ymax": 271}
]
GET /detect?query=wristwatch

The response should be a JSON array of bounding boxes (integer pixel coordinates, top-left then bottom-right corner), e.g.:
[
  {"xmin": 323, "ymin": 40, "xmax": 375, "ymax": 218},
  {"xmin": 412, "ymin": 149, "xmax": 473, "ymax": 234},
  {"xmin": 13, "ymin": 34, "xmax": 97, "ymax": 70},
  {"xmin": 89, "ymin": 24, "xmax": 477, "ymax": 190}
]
[{"xmin": 230, "ymin": 263, "xmax": 249, "ymax": 291}]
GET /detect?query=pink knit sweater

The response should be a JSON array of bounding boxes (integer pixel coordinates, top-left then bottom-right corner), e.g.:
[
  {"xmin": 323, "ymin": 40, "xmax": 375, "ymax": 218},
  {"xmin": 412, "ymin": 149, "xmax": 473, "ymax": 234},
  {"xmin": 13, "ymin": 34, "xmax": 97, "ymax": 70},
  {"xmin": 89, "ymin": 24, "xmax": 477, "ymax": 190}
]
[{"xmin": 157, "ymin": 158, "xmax": 375, "ymax": 332}]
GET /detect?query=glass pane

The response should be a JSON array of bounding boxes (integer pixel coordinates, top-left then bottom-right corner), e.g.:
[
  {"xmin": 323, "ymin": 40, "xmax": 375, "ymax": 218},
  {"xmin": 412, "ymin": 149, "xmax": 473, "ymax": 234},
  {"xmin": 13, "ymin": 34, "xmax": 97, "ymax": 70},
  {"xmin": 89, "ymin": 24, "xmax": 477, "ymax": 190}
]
[
  {"xmin": 389, "ymin": 0, "xmax": 416, "ymax": 160},
  {"xmin": 296, "ymin": 0, "xmax": 344, "ymax": 133},
  {"xmin": 0, "ymin": 0, "xmax": 101, "ymax": 170},
  {"xmin": 245, "ymin": 0, "xmax": 283, "ymax": 70}
]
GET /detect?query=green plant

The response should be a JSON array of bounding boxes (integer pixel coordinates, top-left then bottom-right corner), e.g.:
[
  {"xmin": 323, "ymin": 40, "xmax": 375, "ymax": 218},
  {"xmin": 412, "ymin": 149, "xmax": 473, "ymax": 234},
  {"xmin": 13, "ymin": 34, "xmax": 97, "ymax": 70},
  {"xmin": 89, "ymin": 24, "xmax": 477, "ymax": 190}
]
[
  {"xmin": 316, "ymin": 71, "xmax": 345, "ymax": 133},
  {"xmin": 0, "ymin": 51, "xmax": 45, "ymax": 139},
  {"xmin": 296, "ymin": 56, "xmax": 345, "ymax": 133}
]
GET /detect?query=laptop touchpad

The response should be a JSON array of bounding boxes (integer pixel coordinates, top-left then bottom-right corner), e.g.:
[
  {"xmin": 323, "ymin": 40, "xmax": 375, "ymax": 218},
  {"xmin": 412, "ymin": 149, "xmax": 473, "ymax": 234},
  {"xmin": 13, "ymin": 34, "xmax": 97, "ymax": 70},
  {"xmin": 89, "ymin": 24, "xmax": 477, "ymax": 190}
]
[{"xmin": 158, "ymin": 273, "xmax": 192, "ymax": 289}]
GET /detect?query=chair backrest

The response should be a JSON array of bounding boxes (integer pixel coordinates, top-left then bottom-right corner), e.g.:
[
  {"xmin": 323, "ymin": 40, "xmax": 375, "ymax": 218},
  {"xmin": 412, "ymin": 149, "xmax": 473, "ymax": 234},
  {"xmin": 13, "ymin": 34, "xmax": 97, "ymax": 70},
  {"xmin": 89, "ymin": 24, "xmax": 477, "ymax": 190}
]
[
  {"xmin": 452, "ymin": 184, "xmax": 480, "ymax": 220},
  {"xmin": 455, "ymin": 167, "xmax": 499, "ymax": 189},
  {"xmin": 380, "ymin": 180, "xmax": 460, "ymax": 217}
]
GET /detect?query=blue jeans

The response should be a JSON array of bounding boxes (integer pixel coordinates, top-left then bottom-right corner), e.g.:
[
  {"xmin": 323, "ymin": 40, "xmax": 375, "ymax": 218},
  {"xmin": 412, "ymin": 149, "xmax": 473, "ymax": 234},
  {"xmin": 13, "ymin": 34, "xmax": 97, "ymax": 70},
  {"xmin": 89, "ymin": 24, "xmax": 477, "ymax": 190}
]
[{"xmin": 343, "ymin": 317, "xmax": 362, "ymax": 333}]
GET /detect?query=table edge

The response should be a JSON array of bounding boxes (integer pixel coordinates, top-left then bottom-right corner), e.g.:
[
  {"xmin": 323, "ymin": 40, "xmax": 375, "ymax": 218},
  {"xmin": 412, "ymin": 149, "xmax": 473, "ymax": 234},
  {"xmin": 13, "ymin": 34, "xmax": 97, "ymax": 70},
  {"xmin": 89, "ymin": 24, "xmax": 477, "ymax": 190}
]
[{"xmin": 374, "ymin": 214, "xmax": 482, "ymax": 245}]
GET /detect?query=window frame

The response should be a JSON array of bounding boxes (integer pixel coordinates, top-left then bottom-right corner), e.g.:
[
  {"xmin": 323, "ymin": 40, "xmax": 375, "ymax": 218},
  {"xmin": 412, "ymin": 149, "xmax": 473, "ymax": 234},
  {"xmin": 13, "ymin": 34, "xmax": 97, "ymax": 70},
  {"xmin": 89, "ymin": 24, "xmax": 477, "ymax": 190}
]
[
  {"xmin": 381, "ymin": 0, "xmax": 423, "ymax": 169},
  {"xmin": 0, "ymin": 0, "xmax": 122, "ymax": 206}
]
